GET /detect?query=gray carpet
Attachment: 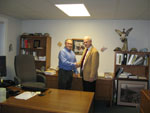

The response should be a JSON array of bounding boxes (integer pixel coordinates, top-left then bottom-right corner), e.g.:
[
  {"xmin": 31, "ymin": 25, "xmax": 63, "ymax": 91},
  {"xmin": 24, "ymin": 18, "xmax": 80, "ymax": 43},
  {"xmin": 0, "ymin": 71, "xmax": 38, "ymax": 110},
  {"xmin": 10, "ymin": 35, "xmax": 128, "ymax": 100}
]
[{"xmin": 94, "ymin": 101, "xmax": 139, "ymax": 113}]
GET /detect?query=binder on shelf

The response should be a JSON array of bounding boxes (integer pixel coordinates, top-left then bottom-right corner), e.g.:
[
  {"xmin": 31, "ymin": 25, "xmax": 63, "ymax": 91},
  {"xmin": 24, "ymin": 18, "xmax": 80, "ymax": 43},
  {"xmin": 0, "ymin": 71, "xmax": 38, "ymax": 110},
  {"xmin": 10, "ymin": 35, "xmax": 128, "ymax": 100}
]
[
  {"xmin": 122, "ymin": 53, "xmax": 127, "ymax": 65},
  {"xmin": 24, "ymin": 40, "xmax": 28, "ymax": 48},
  {"xmin": 126, "ymin": 54, "xmax": 130, "ymax": 65},
  {"xmin": 21, "ymin": 38, "xmax": 24, "ymax": 48},
  {"xmin": 127, "ymin": 54, "xmax": 134, "ymax": 65},
  {"xmin": 131, "ymin": 55, "xmax": 138, "ymax": 65},
  {"xmin": 116, "ymin": 53, "xmax": 123, "ymax": 65},
  {"xmin": 115, "ymin": 67, "xmax": 124, "ymax": 78},
  {"xmin": 143, "ymin": 55, "xmax": 148, "ymax": 66},
  {"xmin": 133, "ymin": 57, "xmax": 144, "ymax": 65}
]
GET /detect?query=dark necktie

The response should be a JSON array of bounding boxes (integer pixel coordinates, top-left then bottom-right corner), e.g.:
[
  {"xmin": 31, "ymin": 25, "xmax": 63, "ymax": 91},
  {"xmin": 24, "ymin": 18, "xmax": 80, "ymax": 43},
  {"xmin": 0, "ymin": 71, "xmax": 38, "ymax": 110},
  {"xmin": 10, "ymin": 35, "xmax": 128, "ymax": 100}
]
[{"xmin": 81, "ymin": 48, "xmax": 88, "ymax": 69}]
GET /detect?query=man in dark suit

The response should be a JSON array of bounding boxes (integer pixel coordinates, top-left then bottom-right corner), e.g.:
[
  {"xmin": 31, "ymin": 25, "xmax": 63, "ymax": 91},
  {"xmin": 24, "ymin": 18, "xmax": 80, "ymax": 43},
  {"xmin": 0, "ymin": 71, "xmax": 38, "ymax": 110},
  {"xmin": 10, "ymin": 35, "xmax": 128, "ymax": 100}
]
[{"xmin": 77, "ymin": 36, "xmax": 99, "ymax": 92}]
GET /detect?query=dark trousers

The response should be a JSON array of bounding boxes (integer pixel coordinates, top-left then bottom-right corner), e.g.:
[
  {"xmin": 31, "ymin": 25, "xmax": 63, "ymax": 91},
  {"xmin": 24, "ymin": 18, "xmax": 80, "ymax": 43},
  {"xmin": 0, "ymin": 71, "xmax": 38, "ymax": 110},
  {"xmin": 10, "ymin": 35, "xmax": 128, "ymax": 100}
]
[
  {"xmin": 80, "ymin": 70, "xmax": 96, "ymax": 92},
  {"xmin": 58, "ymin": 69, "xmax": 73, "ymax": 90}
]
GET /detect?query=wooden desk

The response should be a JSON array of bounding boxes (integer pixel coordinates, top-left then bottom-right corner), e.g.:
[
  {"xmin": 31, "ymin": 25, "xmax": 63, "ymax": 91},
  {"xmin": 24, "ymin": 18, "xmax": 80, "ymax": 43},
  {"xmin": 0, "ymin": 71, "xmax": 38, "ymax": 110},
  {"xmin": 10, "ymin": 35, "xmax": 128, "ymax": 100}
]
[
  {"xmin": 45, "ymin": 74, "xmax": 83, "ymax": 91},
  {"xmin": 140, "ymin": 89, "xmax": 150, "ymax": 113},
  {"xmin": 0, "ymin": 89, "xmax": 94, "ymax": 113},
  {"xmin": 45, "ymin": 74, "xmax": 114, "ymax": 106}
]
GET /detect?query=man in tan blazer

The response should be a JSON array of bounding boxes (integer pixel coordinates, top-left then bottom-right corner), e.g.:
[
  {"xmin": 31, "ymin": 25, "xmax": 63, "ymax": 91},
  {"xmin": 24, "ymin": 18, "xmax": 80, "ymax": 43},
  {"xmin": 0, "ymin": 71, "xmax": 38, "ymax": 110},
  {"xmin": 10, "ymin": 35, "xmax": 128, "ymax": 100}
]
[{"xmin": 77, "ymin": 36, "xmax": 99, "ymax": 92}]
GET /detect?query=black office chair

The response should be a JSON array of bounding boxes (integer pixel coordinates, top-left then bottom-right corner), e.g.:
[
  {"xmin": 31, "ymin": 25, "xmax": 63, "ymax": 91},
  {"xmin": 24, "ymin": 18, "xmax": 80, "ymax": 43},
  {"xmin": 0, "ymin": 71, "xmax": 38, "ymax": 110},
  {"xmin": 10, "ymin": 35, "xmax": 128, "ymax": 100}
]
[{"xmin": 14, "ymin": 55, "xmax": 46, "ymax": 90}]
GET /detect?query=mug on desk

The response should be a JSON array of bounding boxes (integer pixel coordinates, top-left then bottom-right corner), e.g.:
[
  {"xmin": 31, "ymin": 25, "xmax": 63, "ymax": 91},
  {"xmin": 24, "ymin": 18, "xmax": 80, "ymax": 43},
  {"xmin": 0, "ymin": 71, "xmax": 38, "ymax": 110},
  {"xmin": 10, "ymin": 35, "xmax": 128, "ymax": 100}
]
[{"xmin": 0, "ymin": 88, "xmax": 6, "ymax": 102}]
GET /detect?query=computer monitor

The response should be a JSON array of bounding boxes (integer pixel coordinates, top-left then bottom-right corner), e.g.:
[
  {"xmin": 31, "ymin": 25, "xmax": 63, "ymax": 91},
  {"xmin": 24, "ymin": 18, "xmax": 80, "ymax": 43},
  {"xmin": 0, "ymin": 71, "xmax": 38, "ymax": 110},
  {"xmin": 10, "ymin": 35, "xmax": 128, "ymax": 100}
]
[{"xmin": 0, "ymin": 56, "xmax": 6, "ymax": 77}]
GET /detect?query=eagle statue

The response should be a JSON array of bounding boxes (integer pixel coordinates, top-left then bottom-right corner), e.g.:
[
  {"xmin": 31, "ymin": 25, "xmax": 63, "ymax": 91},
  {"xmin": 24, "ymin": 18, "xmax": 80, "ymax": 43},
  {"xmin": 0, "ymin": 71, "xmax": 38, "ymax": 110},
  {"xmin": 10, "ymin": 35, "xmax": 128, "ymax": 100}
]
[{"xmin": 115, "ymin": 27, "xmax": 133, "ymax": 51}]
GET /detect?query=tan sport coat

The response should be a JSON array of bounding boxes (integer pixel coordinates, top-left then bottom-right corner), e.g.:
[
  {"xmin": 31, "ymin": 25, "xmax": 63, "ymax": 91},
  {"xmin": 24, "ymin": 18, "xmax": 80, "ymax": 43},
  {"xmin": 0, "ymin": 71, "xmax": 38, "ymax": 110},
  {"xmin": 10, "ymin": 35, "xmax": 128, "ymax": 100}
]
[{"xmin": 78, "ymin": 46, "xmax": 99, "ymax": 81}]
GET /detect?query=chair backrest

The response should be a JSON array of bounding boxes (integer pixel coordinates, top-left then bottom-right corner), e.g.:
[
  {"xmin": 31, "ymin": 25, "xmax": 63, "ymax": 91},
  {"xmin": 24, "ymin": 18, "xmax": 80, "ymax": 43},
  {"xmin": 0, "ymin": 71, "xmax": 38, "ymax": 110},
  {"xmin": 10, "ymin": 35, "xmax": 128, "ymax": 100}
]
[{"xmin": 15, "ymin": 55, "xmax": 36, "ymax": 83}]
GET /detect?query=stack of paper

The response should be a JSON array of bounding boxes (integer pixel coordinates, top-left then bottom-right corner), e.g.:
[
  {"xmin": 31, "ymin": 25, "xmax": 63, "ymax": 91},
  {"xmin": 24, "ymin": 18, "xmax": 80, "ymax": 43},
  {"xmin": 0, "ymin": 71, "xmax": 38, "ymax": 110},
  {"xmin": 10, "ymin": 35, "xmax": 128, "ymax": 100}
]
[
  {"xmin": 15, "ymin": 91, "xmax": 40, "ymax": 100},
  {"xmin": 104, "ymin": 72, "xmax": 113, "ymax": 79},
  {"xmin": 44, "ymin": 70, "xmax": 56, "ymax": 75},
  {"xmin": 118, "ymin": 72, "xmax": 131, "ymax": 78},
  {"xmin": 38, "ymin": 56, "xmax": 46, "ymax": 61},
  {"xmin": 128, "ymin": 75, "xmax": 138, "ymax": 79}
]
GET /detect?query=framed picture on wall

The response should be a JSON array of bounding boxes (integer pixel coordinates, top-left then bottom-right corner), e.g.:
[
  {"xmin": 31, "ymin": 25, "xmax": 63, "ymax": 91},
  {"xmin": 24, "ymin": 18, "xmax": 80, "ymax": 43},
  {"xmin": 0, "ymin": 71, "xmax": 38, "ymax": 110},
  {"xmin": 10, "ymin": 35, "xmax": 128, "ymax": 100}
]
[
  {"xmin": 117, "ymin": 79, "xmax": 148, "ymax": 106},
  {"xmin": 72, "ymin": 39, "xmax": 85, "ymax": 55},
  {"xmin": 33, "ymin": 40, "xmax": 40, "ymax": 48}
]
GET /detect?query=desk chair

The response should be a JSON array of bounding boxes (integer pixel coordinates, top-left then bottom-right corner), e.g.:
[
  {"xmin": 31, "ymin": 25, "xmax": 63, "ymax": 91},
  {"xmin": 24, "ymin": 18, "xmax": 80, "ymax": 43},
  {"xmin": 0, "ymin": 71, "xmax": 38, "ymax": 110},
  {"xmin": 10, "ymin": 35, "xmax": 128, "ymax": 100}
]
[{"xmin": 14, "ymin": 55, "xmax": 46, "ymax": 89}]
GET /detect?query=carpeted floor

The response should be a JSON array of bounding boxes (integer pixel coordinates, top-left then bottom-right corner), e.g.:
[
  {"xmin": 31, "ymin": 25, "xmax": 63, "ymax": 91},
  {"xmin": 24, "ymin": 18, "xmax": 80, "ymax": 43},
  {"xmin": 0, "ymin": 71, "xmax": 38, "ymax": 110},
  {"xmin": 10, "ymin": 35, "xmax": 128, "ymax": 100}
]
[{"xmin": 94, "ymin": 100, "xmax": 139, "ymax": 113}]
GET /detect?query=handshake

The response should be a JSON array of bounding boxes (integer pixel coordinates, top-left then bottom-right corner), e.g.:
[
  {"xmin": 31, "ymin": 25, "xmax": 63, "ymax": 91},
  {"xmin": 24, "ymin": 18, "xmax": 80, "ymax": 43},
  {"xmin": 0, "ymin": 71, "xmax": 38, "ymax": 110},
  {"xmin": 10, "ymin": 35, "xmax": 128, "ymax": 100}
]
[{"xmin": 74, "ymin": 63, "xmax": 80, "ymax": 68}]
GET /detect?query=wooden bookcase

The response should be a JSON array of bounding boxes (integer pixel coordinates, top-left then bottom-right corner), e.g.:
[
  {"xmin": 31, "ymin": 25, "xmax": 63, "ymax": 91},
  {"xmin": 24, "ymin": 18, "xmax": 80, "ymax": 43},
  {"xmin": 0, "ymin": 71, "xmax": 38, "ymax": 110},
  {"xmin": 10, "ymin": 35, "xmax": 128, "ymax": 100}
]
[
  {"xmin": 19, "ymin": 35, "xmax": 51, "ymax": 70},
  {"xmin": 114, "ymin": 51, "xmax": 150, "ymax": 80}
]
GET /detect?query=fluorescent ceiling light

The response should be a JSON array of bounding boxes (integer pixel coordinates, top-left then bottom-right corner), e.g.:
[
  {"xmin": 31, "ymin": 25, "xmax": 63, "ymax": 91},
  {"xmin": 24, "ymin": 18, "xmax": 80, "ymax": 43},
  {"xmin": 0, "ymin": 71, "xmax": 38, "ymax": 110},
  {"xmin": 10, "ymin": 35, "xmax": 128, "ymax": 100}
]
[{"xmin": 55, "ymin": 4, "xmax": 90, "ymax": 17}]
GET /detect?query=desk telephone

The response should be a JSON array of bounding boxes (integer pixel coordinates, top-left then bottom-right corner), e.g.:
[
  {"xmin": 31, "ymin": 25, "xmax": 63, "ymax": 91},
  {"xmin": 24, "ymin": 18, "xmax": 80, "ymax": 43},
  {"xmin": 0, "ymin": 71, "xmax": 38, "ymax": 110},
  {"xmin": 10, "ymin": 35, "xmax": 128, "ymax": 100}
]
[{"xmin": 6, "ymin": 88, "xmax": 20, "ymax": 98}]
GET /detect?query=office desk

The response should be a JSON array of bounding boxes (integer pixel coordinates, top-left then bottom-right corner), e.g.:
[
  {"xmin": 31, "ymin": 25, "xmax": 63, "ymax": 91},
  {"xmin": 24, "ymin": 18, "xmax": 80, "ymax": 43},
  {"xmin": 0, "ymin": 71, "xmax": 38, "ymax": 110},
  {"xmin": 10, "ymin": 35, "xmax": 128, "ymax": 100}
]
[
  {"xmin": 0, "ymin": 88, "xmax": 94, "ymax": 113},
  {"xmin": 45, "ymin": 74, "xmax": 114, "ymax": 106},
  {"xmin": 95, "ymin": 77, "xmax": 114, "ymax": 106},
  {"xmin": 45, "ymin": 74, "xmax": 83, "ymax": 91}
]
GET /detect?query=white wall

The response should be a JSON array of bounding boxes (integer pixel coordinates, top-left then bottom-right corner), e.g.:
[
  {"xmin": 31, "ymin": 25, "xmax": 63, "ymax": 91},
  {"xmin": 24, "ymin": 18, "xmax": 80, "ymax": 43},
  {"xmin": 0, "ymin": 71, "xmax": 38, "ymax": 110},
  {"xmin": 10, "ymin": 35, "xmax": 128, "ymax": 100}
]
[
  {"xmin": 0, "ymin": 14, "xmax": 21, "ymax": 80},
  {"xmin": 0, "ymin": 22, "xmax": 5, "ymax": 55},
  {"xmin": 148, "ymin": 25, "xmax": 150, "ymax": 50},
  {"xmin": 22, "ymin": 20, "xmax": 150, "ymax": 75},
  {"xmin": 0, "ymin": 14, "xmax": 150, "ymax": 80}
]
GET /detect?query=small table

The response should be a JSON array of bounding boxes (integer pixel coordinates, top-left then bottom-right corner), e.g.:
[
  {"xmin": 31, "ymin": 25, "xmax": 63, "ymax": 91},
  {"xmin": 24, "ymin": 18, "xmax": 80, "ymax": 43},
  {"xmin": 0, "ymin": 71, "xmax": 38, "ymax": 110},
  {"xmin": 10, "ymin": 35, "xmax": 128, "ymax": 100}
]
[{"xmin": 0, "ymin": 88, "xmax": 94, "ymax": 113}]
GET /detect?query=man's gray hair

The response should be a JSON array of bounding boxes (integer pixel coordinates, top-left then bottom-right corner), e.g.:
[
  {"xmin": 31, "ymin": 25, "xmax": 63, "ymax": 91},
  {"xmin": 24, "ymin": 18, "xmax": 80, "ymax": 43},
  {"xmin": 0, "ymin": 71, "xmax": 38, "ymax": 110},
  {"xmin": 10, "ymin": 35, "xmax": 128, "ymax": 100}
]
[{"xmin": 84, "ymin": 36, "xmax": 92, "ymax": 41}]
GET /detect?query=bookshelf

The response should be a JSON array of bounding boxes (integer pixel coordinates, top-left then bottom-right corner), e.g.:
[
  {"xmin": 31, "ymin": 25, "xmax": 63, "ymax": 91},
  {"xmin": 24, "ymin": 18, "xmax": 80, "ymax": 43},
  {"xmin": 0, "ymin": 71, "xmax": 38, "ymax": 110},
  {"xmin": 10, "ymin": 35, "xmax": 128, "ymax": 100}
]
[
  {"xmin": 114, "ymin": 51, "xmax": 150, "ymax": 80},
  {"xmin": 19, "ymin": 35, "xmax": 51, "ymax": 70},
  {"xmin": 114, "ymin": 51, "xmax": 150, "ymax": 106}
]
